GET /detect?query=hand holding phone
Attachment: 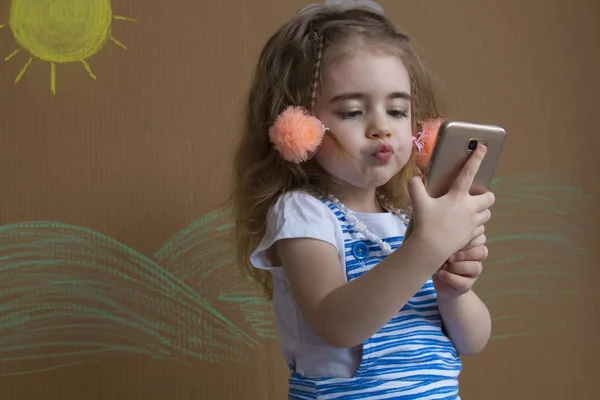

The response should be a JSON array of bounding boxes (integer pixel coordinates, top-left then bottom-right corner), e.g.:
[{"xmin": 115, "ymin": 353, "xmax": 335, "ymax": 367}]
[
  {"xmin": 422, "ymin": 121, "xmax": 506, "ymax": 198},
  {"xmin": 406, "ymin": 140, "xmax": 498, "ymax": 262},
  {"xmin": 404, "ymin": 120, "xmax": 506, "ymax": 242}
]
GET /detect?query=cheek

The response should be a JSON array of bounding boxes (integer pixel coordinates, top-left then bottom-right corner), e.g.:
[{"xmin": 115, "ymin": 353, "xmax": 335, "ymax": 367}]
[
  {"xmin": 315, "ymin": 136, "xmax": 336, "ymax": 157},
  {"xmin": 314, "ymin": 134, "xmax": 357, "ymax": 172},
  {"xmin": 397, "ymin": 126, "xmax": 415, "ymax": 147},
  {"xmin": 394, "ymin": 131, "xmax": 414, "ymax": 159},
  {"xmin": 314, "ymin": 136, "xmax": 337, "ymax": 168},
  {"xmin": 396, "ymin": 147, "xmax": 412, "ymax": 164},
  {"xmin": 317, "ymin": 131, "xmax": 358, "ymax": 155}
]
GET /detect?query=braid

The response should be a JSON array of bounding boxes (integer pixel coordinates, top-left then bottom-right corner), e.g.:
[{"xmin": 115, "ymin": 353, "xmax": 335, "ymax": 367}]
[
  {"xmin": 309, "ymin": 33, "xmax": 324, "ymax": 113},
  {"xmin": 307, "ymin": 31, "xmax": 355, "ymax": 156},
  {"xmin": 411, "ymin": 74, "xmax": 422, "ymax": 133}
]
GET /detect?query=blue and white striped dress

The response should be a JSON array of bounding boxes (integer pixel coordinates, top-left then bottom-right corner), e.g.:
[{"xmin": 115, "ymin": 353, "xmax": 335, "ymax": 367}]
[{"xmin": 288, "ymin": 195, "xmax": 462, "ymax": 399}]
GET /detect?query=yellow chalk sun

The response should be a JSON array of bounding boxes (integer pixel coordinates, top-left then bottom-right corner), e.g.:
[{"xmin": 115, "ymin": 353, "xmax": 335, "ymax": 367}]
[{"xmin": 0, "ymin": 0, "xmax": 139, "ymax": 95}]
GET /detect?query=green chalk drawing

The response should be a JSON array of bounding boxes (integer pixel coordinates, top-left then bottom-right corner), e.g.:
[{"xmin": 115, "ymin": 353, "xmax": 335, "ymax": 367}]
[
  {"xmin": 0, "ymin": 171, "xmax": 592, "ymax": 376},
  {"xmin": 482, "ymin": 172, "xmax": 591, "ymax": 341},
  {"xmin": 0, "ymin": 218, "xmax": 274, "ymax": 377},
  {"xmin": 153, "ymin": 208, "xmax": 276, "ymax": 341}
]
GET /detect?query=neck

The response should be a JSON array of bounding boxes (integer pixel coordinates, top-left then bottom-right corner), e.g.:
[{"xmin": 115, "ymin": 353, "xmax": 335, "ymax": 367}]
[{"xmin": 324, "ymin": 180, "xmax": 382, "ymax": 213}]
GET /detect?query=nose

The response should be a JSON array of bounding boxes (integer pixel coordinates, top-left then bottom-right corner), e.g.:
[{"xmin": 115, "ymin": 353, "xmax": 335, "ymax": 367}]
[
  {"xmin": 367, "ymin": 128, "xmax": 391, "ymax": 140},
  {"xmin": 366, "ymin": 114, "xmax": 392, "ymax": 139}
]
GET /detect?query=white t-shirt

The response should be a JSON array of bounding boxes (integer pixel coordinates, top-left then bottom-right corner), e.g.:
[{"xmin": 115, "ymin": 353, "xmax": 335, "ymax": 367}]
[{"xmin": 250, "ymin": 191, "xmax": 407, "ymax": 378}]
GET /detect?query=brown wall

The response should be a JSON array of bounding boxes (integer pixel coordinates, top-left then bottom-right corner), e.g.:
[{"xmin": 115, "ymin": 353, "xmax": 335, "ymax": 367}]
[{"xmin": 1, "ymin": 0, "xmax": 598, "ymax": 398}]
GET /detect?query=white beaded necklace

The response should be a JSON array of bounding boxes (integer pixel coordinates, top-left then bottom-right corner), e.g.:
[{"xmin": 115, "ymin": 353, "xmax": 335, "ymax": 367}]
[{"xmin": 312, "ymin": 188, "xmax": 410, "ymax": 255}]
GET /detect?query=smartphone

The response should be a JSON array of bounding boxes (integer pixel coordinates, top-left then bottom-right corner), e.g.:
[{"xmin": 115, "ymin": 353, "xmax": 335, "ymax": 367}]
[{"xmin": 404, "ymin": 120, "xmax": 507, "ymax": 239}]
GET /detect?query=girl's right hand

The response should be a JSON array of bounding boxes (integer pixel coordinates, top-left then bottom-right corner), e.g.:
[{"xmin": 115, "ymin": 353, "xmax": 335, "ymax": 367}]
[{"xmin": 407, "ymin": 144, "xmax": 496, "ymax": 264}]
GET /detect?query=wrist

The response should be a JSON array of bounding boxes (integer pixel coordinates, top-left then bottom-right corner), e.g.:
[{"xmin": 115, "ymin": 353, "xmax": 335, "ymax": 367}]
[
  {"xmin": 436, "ymin": 287, "xmax": 472, "ymax": 302},
  {"xmin": 402, "ymin": 232, "xmax": 448, "ymax": 271}
]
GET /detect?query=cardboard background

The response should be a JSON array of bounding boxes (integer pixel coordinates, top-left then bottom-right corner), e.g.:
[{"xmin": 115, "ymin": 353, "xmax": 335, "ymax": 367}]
[{"xmin": 1, "ymin": 0, "xmax": 598, "ymax": 398}]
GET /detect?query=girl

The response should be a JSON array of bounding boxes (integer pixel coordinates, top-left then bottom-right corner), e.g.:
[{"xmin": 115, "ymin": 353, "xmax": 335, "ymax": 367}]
[{"xmin": 232, "ymin": 1, "xmax": 495, "ymax": 398}]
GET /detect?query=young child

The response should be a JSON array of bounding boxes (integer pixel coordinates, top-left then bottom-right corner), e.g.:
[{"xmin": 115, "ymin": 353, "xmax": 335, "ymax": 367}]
[{"xmin": 232, "ymin": 1, "xmax": 495, "ymax": 398}]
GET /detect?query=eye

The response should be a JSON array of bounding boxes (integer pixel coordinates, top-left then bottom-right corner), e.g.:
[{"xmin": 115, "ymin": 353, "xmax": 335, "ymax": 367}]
[
  {"xmin": 338, "ymin": 110, "xmax": 363, "ymax": 120},
  {"xmin": 388, "ymin": 109, "xmax": 409, "ymax": 118}
]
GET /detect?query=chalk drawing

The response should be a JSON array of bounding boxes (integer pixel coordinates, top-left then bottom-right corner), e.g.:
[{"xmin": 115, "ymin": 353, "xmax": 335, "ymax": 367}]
[
  {"xmin": 0, "ymin": 171, "xmax": 592, "ymax": 376},
  {"xmin": 0, "ymin": 0, "xmax": 139, "ymax": 95},
  {"xmin": 481, "ymin": 172, "xmax": 591, "ymax": 340},
  {"xmin": 0, "ymin": 214, "xmax": 274, "ymax": 377},
  {"xmin": 153, "ymin": 209, "xmax": 276, "ymax": 341}
]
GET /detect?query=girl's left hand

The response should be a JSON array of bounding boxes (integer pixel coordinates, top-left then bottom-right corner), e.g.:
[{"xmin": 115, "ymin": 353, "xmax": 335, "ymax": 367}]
[{"xmin": 433, "ymin": 233, "xmax": 488, "ymax": 298}]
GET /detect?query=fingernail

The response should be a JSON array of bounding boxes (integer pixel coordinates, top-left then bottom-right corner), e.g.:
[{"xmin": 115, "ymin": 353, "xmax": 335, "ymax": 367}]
[{"xmin": 478, "ymin": 144, "xmax": 487, "ymax": 153}]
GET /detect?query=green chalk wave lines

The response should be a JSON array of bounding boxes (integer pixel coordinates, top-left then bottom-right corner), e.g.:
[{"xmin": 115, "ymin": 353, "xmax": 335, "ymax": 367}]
[{"xmin": 0, "ymin": 171, "xmax": 592, "ymax": 376}]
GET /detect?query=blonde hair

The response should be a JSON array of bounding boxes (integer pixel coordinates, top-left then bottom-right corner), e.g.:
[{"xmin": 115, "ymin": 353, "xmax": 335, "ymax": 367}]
[{"xmin": 232, "ymin": 2, "xmax": 444, "ymax": 299}]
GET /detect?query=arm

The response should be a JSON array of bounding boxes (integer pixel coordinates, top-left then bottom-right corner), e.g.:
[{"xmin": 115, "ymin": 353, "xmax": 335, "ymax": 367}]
[
  {"xmin": 434, "ymin": 234, "xmax": 492, "ymax": 355},
  {"xmin": 271, "ymin": 146, "xmax": 494, "ymax": 349},
  {"xmin": 437, "ymin": 289, "xmax": 491, "ymax": 356},
  {"xmin": 275, "ymin": 233, "xmax": 446, "ymax": 349}
]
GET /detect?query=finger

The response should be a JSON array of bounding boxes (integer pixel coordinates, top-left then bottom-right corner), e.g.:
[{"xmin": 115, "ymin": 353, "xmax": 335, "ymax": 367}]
[
  {"xmin": 437, "ymin": 269, "xmax": 476, "ymax": 290},
  {"xmin": 451, "ymin": 143, "xmax": 487, "ymax": 193},
  {"xmin": 474, "ymin": 191, "xmax": 496, "ymax": 212},
  {"xmin": 448, "ymin": 245, "xmax": 488, "ymax": 263},
  {"xmin": 471, "ymin": 224, "xmax": 485, "ymax": 239},
  {"xmin": 476, "ymin": 209, "xmax": 492, "ymax": 225},
  {"xmin": 407, "ymin": 175, "xmax": 428, "ymax": 206},
  {"xmin": 442, "ymin": 261, "xmax": 483, "ymax": 277},
  {"xmin": 448, "ymin": 245, "xmax": 487, "ymax": 263},
  {"xmin": 462, "ymin": 234, "xmax": 487, "ymax": 249}
]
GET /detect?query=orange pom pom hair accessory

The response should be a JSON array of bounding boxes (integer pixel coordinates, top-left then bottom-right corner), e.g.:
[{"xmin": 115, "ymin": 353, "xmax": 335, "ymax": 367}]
[
  {"xmin": 267, "ymin": 106, "xmax": 444, "ymax": 168},
  {"xmin": 415, "ymin": 117, "xmax": 444, "ymax": 171},
  {"xmin": 268, "ymin": 106, "xmax": 327, "ymax": 164}
]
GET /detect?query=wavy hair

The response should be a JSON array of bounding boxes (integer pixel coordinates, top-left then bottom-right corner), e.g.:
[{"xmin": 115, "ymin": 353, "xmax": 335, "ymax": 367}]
[{"xmin": 232, "ymin": 2, "xmax": 444, "ymax": 299}]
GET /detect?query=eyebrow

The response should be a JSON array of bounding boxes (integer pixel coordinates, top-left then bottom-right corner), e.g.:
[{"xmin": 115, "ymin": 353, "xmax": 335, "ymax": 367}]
[{"xmin": 328, "ymin": 91, "xmax": 412, "ymax": 103}]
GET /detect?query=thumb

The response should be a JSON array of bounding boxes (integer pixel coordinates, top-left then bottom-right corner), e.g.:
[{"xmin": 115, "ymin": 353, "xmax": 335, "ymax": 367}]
[{"xmin": 407, "ymin": 175, "xmax": 428, "ymax": 206}]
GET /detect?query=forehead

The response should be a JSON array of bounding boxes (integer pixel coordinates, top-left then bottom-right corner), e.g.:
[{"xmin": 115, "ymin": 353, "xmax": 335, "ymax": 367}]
[{"xmin": 320, "ymin": 52, "xmax": 411, "ymax": 98}]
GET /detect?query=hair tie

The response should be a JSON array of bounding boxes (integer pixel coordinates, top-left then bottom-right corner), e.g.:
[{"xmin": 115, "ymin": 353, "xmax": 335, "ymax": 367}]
[
  {"xmin": 268, "ymin": 106, "xmax": 327, "ymax": 164},
  {"xmin": 412, "ymin": 132, "xmax": 426, "ymax": 152}
]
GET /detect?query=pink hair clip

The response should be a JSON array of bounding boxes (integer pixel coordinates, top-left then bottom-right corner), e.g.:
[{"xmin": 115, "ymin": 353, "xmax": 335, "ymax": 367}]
[{"xmin": 412, "ymin": 131, "xmax": 426, "ymax": 152}]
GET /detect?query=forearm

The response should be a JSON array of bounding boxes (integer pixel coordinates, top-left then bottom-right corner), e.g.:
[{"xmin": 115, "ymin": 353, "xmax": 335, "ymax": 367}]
[
  {"xmin": 437, "ymin": 289, "xmax": 491, "ymax": 356},
  {"xmin": 316, "ymin": 236, "xmax": 446, "ymax": 348}
]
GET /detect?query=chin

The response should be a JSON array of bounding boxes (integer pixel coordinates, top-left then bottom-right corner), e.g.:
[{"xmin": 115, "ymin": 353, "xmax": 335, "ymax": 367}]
[
  {"xmin": 324, "ymin": 163, "xmax": 403, "ymax": 190},
  {"xmin": 369, "ymin": 168, "xmax": 403, "ymax": 187},
  {"xmin": 354, "ymin": 174, "xmax": 397, "ymax": 189},
  {"xmin": 371, "ymin": 177, "xmax": 395, "ymax": 188}
]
